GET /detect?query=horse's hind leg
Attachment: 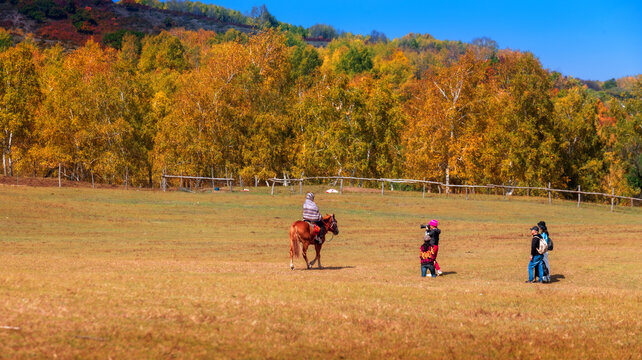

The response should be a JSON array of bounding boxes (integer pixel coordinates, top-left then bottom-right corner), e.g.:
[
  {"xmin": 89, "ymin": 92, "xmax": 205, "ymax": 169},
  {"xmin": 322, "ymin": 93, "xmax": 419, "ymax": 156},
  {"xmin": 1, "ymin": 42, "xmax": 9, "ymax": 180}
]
[
  {"xmin": 289, "ymin": 230, "xmax": 295, "ymax": 270},
  {"xmin": 290, "ymin": 247, "xmax": 294, "ymax": 270}
]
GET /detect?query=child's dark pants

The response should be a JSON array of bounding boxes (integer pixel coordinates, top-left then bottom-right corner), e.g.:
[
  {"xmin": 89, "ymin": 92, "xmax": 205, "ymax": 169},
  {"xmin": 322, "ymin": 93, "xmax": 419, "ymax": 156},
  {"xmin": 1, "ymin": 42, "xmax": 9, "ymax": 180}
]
[{"xmin": 421, "ymin": 263, "xmax": 436, "ymax": 277}]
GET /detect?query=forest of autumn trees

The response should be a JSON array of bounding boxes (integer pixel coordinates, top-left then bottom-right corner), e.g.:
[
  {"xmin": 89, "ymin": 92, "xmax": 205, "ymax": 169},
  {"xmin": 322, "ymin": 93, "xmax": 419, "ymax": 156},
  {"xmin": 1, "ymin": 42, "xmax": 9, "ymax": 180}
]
[{"xmin": 0, "ymin": 25, "xmax": 641, "ymax": 198}]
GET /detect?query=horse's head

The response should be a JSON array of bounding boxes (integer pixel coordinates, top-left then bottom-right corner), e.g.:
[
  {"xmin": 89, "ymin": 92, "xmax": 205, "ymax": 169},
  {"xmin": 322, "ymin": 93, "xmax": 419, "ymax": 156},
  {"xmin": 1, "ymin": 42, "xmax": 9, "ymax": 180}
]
[{"xmin": 324, "ymin": 214, "xmax": 339, "ymax": 235}]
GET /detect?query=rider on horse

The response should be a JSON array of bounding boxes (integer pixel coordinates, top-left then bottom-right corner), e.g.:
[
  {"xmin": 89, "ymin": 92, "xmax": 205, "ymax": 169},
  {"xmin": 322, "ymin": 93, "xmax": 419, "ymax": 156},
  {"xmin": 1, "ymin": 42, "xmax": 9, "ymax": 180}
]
[{"xmin": 303, "ymin": 192, "xmax": 326, "ymax": 244}]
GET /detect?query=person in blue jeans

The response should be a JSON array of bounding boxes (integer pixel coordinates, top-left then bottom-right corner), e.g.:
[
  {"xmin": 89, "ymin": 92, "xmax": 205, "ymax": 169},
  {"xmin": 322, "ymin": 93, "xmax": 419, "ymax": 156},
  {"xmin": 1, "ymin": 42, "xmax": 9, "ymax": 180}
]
[
  {"xmin": 420, "ymin": 235, "xmax": 436, "ymax": 278},
  {"xmin": 526, "ymin": 226, "xmax": 544, "ymax": 283},
  {"xmin": 537, "ymin": 220, "xmax": 552, "ymax": 283}
]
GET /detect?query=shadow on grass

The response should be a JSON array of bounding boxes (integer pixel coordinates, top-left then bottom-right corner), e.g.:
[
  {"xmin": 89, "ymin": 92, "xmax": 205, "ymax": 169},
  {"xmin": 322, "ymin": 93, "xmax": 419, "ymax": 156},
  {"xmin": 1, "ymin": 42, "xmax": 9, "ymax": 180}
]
[
  {"xmin": 439, "ymin": 271, "xmax": 457, "ymax": 276},
  {"xmin": 549, "ymin": 274, "xmax": 565, "ymax": 283},
  {"xmin": 297, "ymin": 266, "xmax": 356, "ymax": 271}
]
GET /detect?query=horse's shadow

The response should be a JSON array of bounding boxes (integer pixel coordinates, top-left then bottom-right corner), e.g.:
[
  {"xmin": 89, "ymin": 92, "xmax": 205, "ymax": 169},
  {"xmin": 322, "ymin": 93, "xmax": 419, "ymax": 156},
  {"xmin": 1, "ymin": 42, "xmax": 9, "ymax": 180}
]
[
  {"xmin": 297, "ymin": 266, "xmax": 355, "ymax": 271},
  {"xmin": 548, "ymin": 274, "xmax": 565, "ymax": 283}
]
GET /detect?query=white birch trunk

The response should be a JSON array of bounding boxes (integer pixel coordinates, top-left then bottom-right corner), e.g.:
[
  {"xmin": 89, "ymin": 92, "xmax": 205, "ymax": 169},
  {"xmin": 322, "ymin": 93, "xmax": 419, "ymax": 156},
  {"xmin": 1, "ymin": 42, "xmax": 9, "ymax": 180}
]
[
  {"xmin": 7, "ymin": 132, "xmax": 12, "ymax": 176},
  {"xmin": 445, "ymin": 163, "xmax": 450, "ymax": 194}
]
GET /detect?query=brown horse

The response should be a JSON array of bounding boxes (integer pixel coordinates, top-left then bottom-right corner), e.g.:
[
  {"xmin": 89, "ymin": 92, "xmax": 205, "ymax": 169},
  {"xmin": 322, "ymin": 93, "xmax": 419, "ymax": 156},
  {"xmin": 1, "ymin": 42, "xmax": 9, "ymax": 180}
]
[{"xmin": 289, "ymin": 214, "xmax": 339, "ymax": 270}]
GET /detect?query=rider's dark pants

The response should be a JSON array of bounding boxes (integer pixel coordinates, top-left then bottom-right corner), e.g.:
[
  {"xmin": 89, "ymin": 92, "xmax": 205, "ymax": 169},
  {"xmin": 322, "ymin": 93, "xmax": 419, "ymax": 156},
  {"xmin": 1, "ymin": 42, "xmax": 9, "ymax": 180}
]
[{"xmin": 314, "ymin": 220, "xmax": 326, "ymax": 240}]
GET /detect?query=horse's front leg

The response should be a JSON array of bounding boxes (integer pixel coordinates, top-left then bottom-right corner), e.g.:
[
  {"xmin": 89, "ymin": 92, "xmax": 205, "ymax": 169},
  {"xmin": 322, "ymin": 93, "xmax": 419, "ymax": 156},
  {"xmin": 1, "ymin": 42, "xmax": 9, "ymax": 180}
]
[
  {"xmin": 314, "ymin": 243, "xmax": 322, "ymax": 269},
  {"xmin": 309, "ymin": 245, "xmax": 318, "ymax": 267},
  {"xmin": 302, "ymin": 243, "xmax": 311, "ymax": 269}
]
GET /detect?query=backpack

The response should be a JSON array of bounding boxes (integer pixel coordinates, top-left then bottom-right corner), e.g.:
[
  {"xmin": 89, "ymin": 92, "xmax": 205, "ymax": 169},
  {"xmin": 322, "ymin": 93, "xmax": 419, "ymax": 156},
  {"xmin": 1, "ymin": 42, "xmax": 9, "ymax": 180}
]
[
  {"xmin": 537, "ymin": 237, "xmax": 548, "ymax": 254},
  {"xmin": 547, "ymin": 236, "xmax": 554, "ymax": 251}
]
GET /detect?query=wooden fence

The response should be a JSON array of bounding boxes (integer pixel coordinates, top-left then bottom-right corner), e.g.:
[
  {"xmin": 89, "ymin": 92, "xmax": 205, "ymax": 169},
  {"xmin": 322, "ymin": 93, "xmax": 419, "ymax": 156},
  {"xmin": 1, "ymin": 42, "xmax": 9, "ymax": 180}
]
[
  {"xmin": 35, "ymin": 164, "xmax": 642, "ymax": 212},
  {"xmin": 265, "ymin": 175, "xmax": 641, "ymax": 212},
  {"xmin": 160, "ymin": 173, "xmax": 641, "ymax": 211},
  {"xmin": 161, "ymin": 174, "xmax": 235, "ymax": 192}
]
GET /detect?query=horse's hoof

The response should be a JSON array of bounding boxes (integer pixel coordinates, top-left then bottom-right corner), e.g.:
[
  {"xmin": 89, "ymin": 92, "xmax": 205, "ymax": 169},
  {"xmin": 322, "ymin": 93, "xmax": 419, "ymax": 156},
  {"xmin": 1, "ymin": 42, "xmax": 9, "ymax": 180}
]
[{"xmin": 290, "ymin": 266, "xmax": 294, "ymax": 270}]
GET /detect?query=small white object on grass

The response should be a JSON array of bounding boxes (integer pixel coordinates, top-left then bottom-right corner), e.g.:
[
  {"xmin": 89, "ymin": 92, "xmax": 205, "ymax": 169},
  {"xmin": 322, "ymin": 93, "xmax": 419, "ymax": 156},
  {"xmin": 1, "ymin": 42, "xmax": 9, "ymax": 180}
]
[
  {"xmin": 243, "ymin": 188, "xmax": 250, "ymax": 192},
  {"xmin": 0, "ymin": 326, "xmax": 20, "ymax": 330},
  {"xmin": 325, "ymin": 188, "xmax": 339, "ymax": 194}
]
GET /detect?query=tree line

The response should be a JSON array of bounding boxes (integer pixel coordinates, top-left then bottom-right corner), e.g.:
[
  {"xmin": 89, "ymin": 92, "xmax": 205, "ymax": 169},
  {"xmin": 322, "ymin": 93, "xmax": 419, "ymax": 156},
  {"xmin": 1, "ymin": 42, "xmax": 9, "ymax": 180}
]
[{"xmin": 0, "ymin": 27, "xmax": 640, "ymax": 197}]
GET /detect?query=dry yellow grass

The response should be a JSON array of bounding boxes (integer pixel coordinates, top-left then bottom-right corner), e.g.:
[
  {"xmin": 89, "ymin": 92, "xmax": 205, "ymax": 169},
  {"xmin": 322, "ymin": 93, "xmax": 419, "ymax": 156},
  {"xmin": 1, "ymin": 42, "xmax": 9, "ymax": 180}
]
[{"xmin": 0, "ymin": 184, "xmax": 640, "ymax": 359}]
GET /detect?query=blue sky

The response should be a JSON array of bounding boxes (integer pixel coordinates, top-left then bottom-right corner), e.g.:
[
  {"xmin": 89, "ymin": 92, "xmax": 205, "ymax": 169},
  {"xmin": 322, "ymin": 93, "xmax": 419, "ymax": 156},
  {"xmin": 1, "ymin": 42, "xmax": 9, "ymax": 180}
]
[{"xmin": 204, "ymin": 0, "xmax": 642, "ymax": 81}]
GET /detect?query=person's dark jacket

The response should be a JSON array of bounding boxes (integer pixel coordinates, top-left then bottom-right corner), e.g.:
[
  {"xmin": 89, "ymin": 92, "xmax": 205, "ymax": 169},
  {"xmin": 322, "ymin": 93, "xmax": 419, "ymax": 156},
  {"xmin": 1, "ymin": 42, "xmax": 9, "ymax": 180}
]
[
  {"xmin": 531, "ymin": 234, "xmax": 542, "ymax": 256},
  {"xmin": 428, "ymin": 228, "xmax": 441, "ymax": 246}
]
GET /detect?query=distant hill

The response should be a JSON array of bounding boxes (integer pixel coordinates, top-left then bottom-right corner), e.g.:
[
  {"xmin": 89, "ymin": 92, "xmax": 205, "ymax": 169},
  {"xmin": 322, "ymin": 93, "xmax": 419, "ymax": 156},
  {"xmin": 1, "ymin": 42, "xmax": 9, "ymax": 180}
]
[
  {"xmin": 577, "ymin": 75, "xmax": 642, "ymax": 99},
  {"xmin": 0, "ymin": 0, "xmax": 255, "ymax": 47}
]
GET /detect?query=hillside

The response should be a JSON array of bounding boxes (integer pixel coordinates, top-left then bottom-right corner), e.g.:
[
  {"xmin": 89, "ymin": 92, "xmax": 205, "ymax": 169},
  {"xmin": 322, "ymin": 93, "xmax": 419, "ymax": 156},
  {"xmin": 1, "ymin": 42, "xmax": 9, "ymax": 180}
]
[
  {"xmin": 0, "ymin": 0, "xmax": 640, "ymax": 200},
  {"xmin": 0, "ymin": 0, "xmax": 254, "ymax": 46}
]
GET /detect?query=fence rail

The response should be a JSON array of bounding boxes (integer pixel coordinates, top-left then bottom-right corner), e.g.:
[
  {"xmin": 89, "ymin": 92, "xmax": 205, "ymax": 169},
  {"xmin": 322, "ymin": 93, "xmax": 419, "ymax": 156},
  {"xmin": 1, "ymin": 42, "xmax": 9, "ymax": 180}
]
[
  {"xmin": 265, "ymin": 175, "xmax": 641, "ymax": 212},
  {"xmin": 271, "ymin": 176, "xmax": 639, "ymax": 198},
  {"xmin": 161, "ymin": 174, "xmax": 234, "ymax": 192},
  {"xmin": 159, "ymin": 173, "xmax": 641, "ymax": 212}
]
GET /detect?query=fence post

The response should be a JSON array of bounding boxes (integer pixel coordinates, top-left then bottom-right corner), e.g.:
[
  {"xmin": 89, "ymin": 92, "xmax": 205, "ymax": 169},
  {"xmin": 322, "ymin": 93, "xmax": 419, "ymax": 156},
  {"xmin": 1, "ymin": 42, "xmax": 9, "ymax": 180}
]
[
  {"xmin": 211, "ymin": 167, "xmax": 215, "ymax": 188},
  {"xmin": 381, "ymin": 181, "xmax": 384, "ymax": 196},
  {"xmin": 631, "ymin": 198, "xmax": 634, "ymax": 208},
  {"xmin": 548, "ymin": 182, "xmax": 551, "ymax": 204},
  {"xmin": 300, "ymin": 172, "xmax": 303, "ymax": 194},
  {"xmin": 255, "ymin": 175, "xmax": 258, "ymax": 188},
  {"xmin": 611, "ymin": 188, "xmax": 614, "ymax": 212},
  {"xmin": 125, "ymin": 167, "xmax": 128, "ymax": 190},
  {"xmin": 465, "ymin": 184, "xmax": 468, "ymax": 200},
  {"xmin": 271, "ymin": 180, "xmax": 275, "ymax": 195},
  {"xmin": 230, "ymin": 174, "xmax": 233, "ymax": 192},
  {"xmin": 422, "ymin": 178, "xmax": 426, "ymax": 199},
  {"xmin": 340, "ymin": 178, "xmax": 343, "ymax": 194},
  {"xmin": 58, "ymin": 163, "xmax": 61, "ymax": 188},
  {"xmin": 502, "ymin": 183, "xmax": 505, "ymax": 200},
  {"xmin": 577, "ymin": 185, "xmax": 581, "ymax": 208},
  {"xmin": 239, "ymin": 174, "xmax": 243, "ymax": 188},
  {"xmin": 438, "ymin": 185, "xmax": 442, "ymax": 194},
  {"xmin": 91, "ymin": 170, "xmax": 94, "ymax": 188}
]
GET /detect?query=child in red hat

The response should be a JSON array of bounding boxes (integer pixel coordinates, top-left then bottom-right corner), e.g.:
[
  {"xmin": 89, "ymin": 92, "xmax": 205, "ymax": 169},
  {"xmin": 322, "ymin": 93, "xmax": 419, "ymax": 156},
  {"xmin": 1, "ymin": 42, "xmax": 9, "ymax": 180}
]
[{"xmin": 422, "ymin": 219, "xmax": 442, "ymax": 275}]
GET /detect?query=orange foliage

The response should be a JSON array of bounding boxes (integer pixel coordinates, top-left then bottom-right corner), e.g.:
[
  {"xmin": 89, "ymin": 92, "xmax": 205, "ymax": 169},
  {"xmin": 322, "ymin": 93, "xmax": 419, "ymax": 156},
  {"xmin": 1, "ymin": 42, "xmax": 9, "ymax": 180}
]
[{"xmin": 597, "ymin": 100, "xmax": 616, "ymax": 126}]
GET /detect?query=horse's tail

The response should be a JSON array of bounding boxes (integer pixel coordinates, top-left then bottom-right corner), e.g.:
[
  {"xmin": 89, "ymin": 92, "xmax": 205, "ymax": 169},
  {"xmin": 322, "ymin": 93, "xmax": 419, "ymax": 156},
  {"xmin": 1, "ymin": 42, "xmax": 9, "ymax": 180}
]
[{"xmin": 290, "ymin": 225, "xmax": 301, "ymax": 258}]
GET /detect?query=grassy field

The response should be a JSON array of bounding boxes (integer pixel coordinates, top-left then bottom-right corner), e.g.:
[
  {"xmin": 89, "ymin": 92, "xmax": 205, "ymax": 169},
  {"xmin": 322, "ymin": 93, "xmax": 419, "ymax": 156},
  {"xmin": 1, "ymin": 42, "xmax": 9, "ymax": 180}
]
[{"xmin": 0, "ymin": 183, "xmax": 640, "ymax": 359}]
